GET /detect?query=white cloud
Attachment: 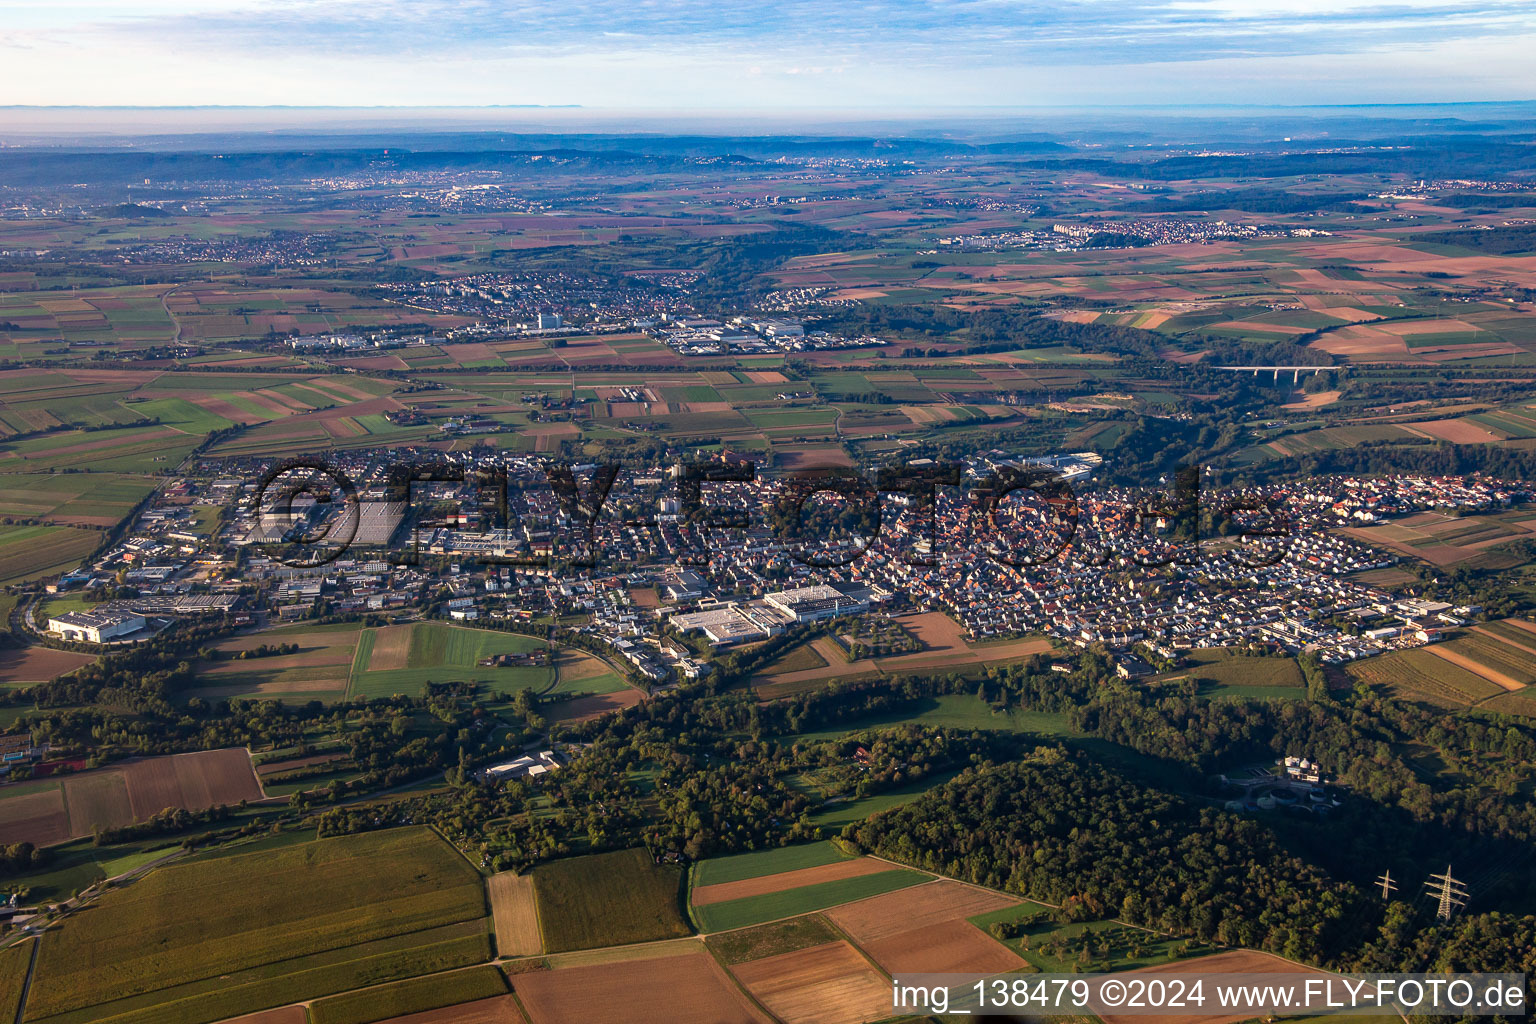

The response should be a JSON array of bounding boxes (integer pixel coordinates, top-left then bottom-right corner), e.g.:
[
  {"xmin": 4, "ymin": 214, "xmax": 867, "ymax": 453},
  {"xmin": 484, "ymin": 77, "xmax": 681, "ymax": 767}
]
[{"xmin": 0, "ymin": 0, "xmax": 1531, "ymax": 107}]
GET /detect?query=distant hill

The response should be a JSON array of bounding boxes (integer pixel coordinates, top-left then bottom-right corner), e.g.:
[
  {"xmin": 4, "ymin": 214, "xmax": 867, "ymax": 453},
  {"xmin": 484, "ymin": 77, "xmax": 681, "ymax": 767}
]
[{"xmin": 94, "ymin": 202, "xmax": 172, "ymax": 219}]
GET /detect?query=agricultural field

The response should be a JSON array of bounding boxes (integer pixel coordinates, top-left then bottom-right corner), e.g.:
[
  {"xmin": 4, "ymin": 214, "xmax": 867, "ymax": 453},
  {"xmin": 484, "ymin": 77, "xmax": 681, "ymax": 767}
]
[
  {"xmin": 1432, "ymin": 629, "xmax": 1536, "ymax": 690},
  {"xmin": 825, "ymin": 879, "xmax": 1026, "ymax": 976},
  {"xmin": 693, "ymin": 840, "xmax": 854, "ymax": 887},
  {"xmin": 539, "ymin": 687, "xmax": 645, "ymax": 724},
  {"xmin": 0, "ymin": 366, "xmax": 411, "ymax": 489},
  {"xmin": 727, "ymin": 940, "xmax": 894, "ymax": 1024},
  {"xmin": 690, "ymin": 842, "xmax": 930, "ymax": 933},
  {"xmin": 0, "ymin": 644, "xmax": 96, "ymax": 688},
  {"xmin": 703, "ymin": 914, "xmax": 843, "ymax": 966},
  {"xmin": 187, "ymin": 622, "xmax": 367, "ymax": 702},
  {"xmin": 510, "ymin": 951, "xmax": 770, "ymax": 1024},
  {"xmin": 307, "ymin": 966, "xmax": 509, "ymax": 1024},
  {"xmin": 0, "ymin": 472, "xmax": 159, "ymax": 527},
  {"xmin": 1169, "ymin": 649, "xmax": 1306, "ymax": 694},
  {"xmin": 361, "ymin": 996, "xmax": 525, "ymax": 1024},
  {"xmin": 1341, "ymin": 509, "xmax": 1536, "ymax": 567},
  {"xmin": 0, "ymin": 747, "xmax": 263, "ymax": 847},
  {"xmin": 530, "ymin": 848, "xmax": 690, "ymax": 953},
  {"xmin": 24, "ymin": 827, "xmax": 491, "ymax": 1024},
  {"xmin": 186, "ymin": 621, "xmax": 608, "ymax": 702},
  {"xmin": 1346, "ymin": 648, "xmax": 1509, "ymax": 709},
  {"xmin": 0, "ymin": 941, "xmax": 32, "ymax": 1024},
  {"xmin": 486, "ymin": 872, "xmax": 542, "ymax": 957},
  {"xmin": 0, "ymin": 525, "xmax": 99, "ymax": 587},
  {"xmin": 751, "ymin": 611, "xmax": 1053, "ymax": 698},
  {"xmin": 1092, "ymin": 949, "xmax": 1334, "ymax": 1024}
]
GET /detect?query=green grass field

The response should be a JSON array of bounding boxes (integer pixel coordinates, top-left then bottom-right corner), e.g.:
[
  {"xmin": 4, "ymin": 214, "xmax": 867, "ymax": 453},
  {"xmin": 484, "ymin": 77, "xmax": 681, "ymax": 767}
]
[
  {"xmin": 347, "ymin": 623, "xmax": 553, "ymax": 698},
  {"xmin": 26, "ymin": 827, "xmax": 490, "ymax": 1024},
  {"xmin": 307, "ymin": 965, "xmax": 508, "ymax": 1024},
  {"xmin": 692, "ymin": 868, "xmax": 930, "ymax": 933},
  {"xmin": 803, "ymin": 770, "xmax": 966, "ymax": 830},
  {"xmin": 189, "ymin": 621, "xmax": 567, "ymax": 703},
  {"xmin": 693, "ymin": 840, "xmax": 852, "ymax": 887},
  {"xmin": 531, "ymin": 848, "xmax": 690, "ymax": 953}
]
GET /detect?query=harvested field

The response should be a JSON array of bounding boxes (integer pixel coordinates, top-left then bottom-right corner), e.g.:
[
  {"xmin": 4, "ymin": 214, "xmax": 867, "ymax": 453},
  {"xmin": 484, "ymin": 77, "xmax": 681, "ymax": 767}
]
[
  {"xmin": 217, "ymin": 1009, "xmax": 308, "ymax": 1024},
  {"xmin": 855, "ymin": 916, "xmax": 1025, "ymax": 976},
  {"xmin": 375, "ymin": 995, "xmax": 526, "ymax": 1024},
  {"xmin": 753, "ymin": 613, "xmax": 1051, "ymax": 692},
  {"xmin": 511, "ymin": 952, "xmax": 771, "ymax": 1024},
  {"xmin": 827, "ymin": 879, "xmax": 1024, "ymax": 976},
  {"xmin": 729, "ymin": 941, "xmax": 892, "ymax": 1024},
  {"xmin": 0, "ymin": 644, "xmax": 95, "ymax": 684},
  {"xmin": 368, "ymin": 624, "xmax": 415, "ymax": 671},
  {"xmin": 705, "ymin": 915, "xmax": 840, "ymax": 967},
  {"xmin": 692, "ymin": 858, "xmax": 891, "ymax": 906},
  {"xmin": 0, "ymin": 747, "xmax": 262, "ymax": 846},
  {"xmin": 544, "ymin": 689, "xmax": 643, "ymax": 723},
  {"xmin": 487, "ymin": 872, "xmax": 542, "ymax": 957},
  {"xmin": 0, "ymin": 786, "xmax": 69, "ymax": 846},
  {"xmin": 1094, "ymin": 949, "xmax": 1331, "ymax": 1024},
  {"xmin": 1281, "ymin": 390, "xmax": 1340, "ymax": 410},
  {"xmin": 1404, "ymin": 418, "xmax": 1506, "ymax": 444},
  {"xmin": 65, "ymin": 770, "xmax": 134, "ymax": 834},
  {"xmin": 203, "ymin": 651, "xmax": 353, "ymax": 676}
]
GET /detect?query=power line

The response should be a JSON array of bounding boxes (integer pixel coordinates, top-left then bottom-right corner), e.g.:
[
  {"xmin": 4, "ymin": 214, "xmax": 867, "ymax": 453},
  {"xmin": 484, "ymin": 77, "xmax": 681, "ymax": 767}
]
[
  {"xmin": 1424, "ymin": 865, "xmax": 1469, "ymax": 922},
  {"xmin": 1376, "ymin": 869, "xmax": 1398, "ymax": 901}
]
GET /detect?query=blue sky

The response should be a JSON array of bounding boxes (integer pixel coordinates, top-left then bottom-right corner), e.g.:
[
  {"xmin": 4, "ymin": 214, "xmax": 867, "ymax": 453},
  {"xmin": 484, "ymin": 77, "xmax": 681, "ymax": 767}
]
[{"xmin": 0, "ymin": 0, "xmax": 1533, "ymax": 107}]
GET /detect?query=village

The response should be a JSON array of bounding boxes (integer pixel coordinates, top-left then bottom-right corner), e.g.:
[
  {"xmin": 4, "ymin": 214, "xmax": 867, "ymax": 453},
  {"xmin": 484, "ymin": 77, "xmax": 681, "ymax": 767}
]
[{"xmin": 29, "ymin": 442, "xmax": 1524, "ymax": 687}]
